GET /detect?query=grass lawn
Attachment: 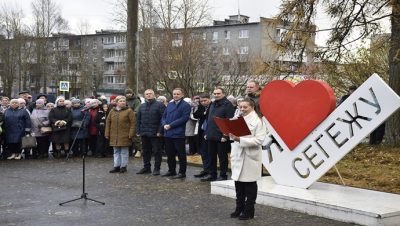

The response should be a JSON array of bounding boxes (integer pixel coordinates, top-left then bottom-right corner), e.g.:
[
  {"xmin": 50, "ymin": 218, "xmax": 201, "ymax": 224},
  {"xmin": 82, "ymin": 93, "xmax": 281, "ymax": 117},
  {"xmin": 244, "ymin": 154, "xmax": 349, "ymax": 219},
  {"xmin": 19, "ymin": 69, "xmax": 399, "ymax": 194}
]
[{"xmin": 319, "ymin": 144, "xmax": 400, "ymax": 194}]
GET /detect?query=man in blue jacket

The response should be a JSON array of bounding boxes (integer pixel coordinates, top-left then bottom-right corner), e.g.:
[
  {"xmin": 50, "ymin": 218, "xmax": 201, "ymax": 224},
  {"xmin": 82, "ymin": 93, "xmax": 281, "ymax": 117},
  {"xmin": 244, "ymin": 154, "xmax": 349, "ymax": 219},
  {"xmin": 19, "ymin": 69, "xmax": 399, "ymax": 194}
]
[
  {"xmin": 161, "ymin": 88, "xmax": 191, "ymax": 179},
  {"xmin": 202, "ymin": 87, "xmax": 235, "ymax": 181},
  {"xmin": 136, "ymin": 89, "xmax": 166, "ymax": 176}
]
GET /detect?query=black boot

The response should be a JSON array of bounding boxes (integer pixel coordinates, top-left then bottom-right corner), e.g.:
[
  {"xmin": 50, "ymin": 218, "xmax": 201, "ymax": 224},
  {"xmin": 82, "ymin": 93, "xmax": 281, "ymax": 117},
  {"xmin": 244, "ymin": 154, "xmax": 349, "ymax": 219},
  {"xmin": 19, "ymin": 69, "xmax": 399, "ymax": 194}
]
[
  {"xmin": 239, "ymin": 205, "xmax": 254, "ymax": 220},
  {"xmin": 239, "ymin": 182, "xmax": 257, "ymax": 220},
  {"xmin": 120, "ymin": 167, "xmax": 127, "ymax": 173},
  {"xmin": 230, "ymin": 205, "xmax": 244, "ymax": 218},
  {"xmin": 232, "ymin": 181, "xmax": 245, "ymax": 218},
  {"xmin": 109, "ymin": 167, "xmax": 120, "ymax": 173}
]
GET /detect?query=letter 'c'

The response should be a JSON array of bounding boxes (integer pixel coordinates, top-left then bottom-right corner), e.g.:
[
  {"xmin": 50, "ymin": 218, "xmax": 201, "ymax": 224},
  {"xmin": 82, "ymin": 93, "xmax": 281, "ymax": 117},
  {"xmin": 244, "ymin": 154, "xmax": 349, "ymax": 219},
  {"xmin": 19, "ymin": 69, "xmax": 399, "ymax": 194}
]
[{"xmin": 292, "ymin": 157, "xmax": 310, "ymax": 178}]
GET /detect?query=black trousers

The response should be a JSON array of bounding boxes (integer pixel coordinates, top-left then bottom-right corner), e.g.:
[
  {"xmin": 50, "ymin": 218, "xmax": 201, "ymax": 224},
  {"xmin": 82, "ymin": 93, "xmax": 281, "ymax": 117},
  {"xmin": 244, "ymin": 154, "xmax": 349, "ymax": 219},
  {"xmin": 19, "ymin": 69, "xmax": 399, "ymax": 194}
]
[
  {"xmin": 88, "ymin": 134, "xmax": 97, "ymax": 154},
  {"xmin": 187, "ymin": 135, "xmax": 199, "ymax": 154},
  {"xmin": 35, "ymin": 136, "xmax": 50, "ymax": 157},
  {"xmin": 71, "ymin": 138, "xmax": 87, "ymax": 156},
  {"xmin": 207, "ymin": 140, "xmax": 230, "ymax": 178},
  {"xmin": 96, "ymin": 133, "xmax": 109, "ymax": 156},
  {"xmin": 164, "ymin": 137, "xmax": 186, "ymax": 174},
  {"xmin": 235, "ymin": 181, "xmax": 257, "ymax": 212},
  {"xmin": 7, "ymin": 143, "xmax": 21, "ymax": 154},
  {"xmin": 141, "ymin": 136, "xmax": 162, "ymax": 170}
]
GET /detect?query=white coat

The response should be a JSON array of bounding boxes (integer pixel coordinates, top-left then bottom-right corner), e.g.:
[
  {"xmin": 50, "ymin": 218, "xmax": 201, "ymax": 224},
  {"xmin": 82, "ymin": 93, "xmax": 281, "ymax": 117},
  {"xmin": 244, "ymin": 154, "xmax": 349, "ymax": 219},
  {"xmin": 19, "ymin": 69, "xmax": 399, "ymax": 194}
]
[{"xmin": 230, "ymin": 110, "xmax": 267, "ymax": 182}]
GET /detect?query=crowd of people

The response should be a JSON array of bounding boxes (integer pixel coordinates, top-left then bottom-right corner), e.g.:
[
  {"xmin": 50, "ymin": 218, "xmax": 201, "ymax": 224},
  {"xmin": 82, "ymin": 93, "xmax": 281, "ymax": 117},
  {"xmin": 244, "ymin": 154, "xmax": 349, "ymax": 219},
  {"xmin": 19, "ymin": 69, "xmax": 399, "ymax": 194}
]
[{"xmin": 0, "ymin": 80, "xmax": 265, "ymax": 220}]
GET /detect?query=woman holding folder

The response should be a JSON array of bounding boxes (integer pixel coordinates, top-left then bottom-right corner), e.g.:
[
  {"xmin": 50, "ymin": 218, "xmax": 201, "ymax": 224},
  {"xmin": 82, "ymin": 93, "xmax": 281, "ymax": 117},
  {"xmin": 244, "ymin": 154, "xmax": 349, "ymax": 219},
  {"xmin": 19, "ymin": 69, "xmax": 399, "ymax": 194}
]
[{"xmin": 228, "ymin": 98, "xmax": 267, "ymax": 220}]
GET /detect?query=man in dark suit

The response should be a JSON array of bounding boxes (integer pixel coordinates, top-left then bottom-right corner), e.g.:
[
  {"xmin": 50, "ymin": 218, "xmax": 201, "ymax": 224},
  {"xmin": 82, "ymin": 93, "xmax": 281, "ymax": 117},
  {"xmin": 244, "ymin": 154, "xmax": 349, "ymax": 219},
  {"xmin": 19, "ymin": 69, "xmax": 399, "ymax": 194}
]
[
  {"xmin": 161, "ymin": 88, "xmax": 191, "ymax": 179},
  {"xmin": 202, "ymin": 88, "xmax": 235, "ymax": 181}
]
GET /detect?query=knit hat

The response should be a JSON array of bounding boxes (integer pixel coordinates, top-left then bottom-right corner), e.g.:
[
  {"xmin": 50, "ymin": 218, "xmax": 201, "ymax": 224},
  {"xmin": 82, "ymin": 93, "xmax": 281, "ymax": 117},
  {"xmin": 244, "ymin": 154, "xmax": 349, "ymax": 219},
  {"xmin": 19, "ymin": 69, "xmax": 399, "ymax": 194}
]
[
  {"xmin": 114, "ymin": 95, "xmax": 126, "ymax": 103},
  {"xmin": 110, "ymin": 95, "xmax": 118, "ymax": 102},
  {"xmin": 35, "ymin": 99, "xmax": 45, "ymax": 105},
  {"xmin": 89, "ymin": 99, "xmax": 100, "ymax": 107},
  {"xmin": 71, "ymin": 99, "xmax": 81, "ymax": 105},
  {"xmin": 55, "ymin": 96, "xmax": 65, "ymax": 106},
  {"xmin": 156, "ymin": 96, "xmax": 167, "ymax": 102},
  {"xmin": 125, "ymin": 88, "xmax": 134, "ymax": 95}
]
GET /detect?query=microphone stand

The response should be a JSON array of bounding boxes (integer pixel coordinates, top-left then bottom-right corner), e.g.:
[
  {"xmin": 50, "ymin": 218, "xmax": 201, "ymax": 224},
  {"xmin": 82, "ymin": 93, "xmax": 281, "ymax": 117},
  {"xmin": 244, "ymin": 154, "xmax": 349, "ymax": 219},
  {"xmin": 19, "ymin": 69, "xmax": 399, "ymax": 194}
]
[{"xmin": 59, "ymin": 108, "xmax": 105, "ymax": 206}]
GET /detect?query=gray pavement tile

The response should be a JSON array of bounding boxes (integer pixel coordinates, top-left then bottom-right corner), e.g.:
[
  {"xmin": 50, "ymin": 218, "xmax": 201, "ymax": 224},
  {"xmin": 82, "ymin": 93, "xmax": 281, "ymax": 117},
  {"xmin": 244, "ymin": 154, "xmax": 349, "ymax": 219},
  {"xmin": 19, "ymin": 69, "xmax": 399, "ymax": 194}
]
[{"xmin": 0, "ymin": 157, "xmax": 355, "ymax": 226}]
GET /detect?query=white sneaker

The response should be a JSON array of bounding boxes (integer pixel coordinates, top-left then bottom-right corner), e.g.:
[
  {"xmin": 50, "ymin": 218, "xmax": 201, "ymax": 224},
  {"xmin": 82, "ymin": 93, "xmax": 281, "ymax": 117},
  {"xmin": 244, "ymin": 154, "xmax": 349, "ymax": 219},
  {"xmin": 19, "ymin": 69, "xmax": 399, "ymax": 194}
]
[
  {"xmin": 14, "ymin": 154, "xmax": 22, "ymax": 160},
  {"xmin": 134, "ymin": 151, "xmax": 141, "ymax": 158},
  {"xmin": 7, "ymin": 153, "xmax": 16, "ymax": 160}
]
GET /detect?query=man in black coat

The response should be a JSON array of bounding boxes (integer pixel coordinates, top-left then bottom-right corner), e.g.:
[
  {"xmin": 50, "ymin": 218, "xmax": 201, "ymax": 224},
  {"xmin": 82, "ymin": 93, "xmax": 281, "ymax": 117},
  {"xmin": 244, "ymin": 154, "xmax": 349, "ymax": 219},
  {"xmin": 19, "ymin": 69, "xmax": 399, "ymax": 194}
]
[
  {"xmin": 192, "ymin": 93, "xmax": 211, "ymax": 178},
  {"xmin": 202, "ymin": 88, "xmax": 235, "ymax": 181},
  {"xmin": 136, "ymin": 89, "xmax": 166, "ymax": 176}
]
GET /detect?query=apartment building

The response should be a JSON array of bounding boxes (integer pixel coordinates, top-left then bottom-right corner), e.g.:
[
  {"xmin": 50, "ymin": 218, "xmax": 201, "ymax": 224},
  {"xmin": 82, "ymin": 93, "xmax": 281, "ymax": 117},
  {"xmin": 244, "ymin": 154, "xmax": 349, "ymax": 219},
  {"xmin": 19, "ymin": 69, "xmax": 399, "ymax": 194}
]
[{"xmin": 0, "ymin": 15, "xmax": 315, "ymax": 97}]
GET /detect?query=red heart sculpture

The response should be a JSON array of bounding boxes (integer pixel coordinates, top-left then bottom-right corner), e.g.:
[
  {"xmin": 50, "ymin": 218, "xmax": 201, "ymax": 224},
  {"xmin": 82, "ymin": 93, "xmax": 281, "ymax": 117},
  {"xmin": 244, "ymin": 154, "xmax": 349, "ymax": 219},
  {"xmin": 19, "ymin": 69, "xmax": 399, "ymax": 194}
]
[{"xmin": 260, "ymin": 80, "xmax": 336, "ymax": 150}]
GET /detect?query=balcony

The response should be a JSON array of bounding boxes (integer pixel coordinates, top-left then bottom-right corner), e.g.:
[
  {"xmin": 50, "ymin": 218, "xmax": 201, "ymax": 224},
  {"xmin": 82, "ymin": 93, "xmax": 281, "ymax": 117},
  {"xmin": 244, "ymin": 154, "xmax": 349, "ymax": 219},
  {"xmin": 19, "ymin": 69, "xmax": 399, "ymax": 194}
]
[{"xmin": 103, "ymin": 42, "xmax": 126, "ymax": 50}]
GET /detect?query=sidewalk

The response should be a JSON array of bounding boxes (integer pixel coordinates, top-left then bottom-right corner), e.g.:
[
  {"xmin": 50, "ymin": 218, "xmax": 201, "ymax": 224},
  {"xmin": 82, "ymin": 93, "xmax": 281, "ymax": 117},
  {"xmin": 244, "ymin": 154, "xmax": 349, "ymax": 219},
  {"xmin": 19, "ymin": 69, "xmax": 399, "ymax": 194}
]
[{"xmin": 0, "ymin": 157, "xmax": 351, "ymax": 226}]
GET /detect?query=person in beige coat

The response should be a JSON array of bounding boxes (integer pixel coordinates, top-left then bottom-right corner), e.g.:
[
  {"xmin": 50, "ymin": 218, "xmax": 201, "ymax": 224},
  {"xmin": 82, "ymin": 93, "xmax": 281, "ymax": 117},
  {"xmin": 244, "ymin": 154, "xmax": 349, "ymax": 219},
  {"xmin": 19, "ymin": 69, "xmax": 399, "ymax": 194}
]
[
  {"xmin": 229, "ymin": 98, "xmax": 267, "ymax": 220},
  {"xmin": 105, "ymin": 96, "xmax": 136, "ymax": 173}
]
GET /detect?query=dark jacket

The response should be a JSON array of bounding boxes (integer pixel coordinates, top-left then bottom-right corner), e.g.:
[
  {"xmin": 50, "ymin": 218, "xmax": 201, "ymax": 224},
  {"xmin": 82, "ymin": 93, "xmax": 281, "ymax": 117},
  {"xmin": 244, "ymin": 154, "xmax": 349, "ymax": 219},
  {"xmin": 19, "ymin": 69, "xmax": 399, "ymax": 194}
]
[
  {"xmin": 70, "ymin": 106, "xmax": 90, "ymax": 139},
  {"xmin": 48, "ymin": 105, "xmax": 72, "ymax": 143},
  {"xmin": 126, "ymin": 96, "xmax": 141, "ymax": 112},
  {"xmin": 161, "ymin": 99, "xmax": 191, "ymax": 139},
  {"xmin": 192, "ymin": 104, "xmax": 207, "ymax": 135},
  {"xmin": 137, "ymin": 99, "xmax": 166, "ymax": 137},
  {"xmin": 4, "ymin": 107, "xmax": 31, "ymax": 143},
  {"xmin": 205, "ymin": 97, "xmax": 235, "ymax": 141},
  {"xmin": 94, "ymin": 109, "xmax": 108, "ymax": 136}
]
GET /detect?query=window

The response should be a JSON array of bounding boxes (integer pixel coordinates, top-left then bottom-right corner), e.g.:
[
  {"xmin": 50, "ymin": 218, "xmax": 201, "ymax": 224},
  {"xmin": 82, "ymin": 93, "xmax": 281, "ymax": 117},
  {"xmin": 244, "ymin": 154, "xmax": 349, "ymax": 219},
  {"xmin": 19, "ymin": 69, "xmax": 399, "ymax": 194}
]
[
  {"xmin": 239, "ymin": 30, "xmax": 249, "ymax": 38},
  {"xmin": 116, "ymin": 35, "xmax": 126, "ymax": 43},
  {"xmin": 223, "ymin": 47, "xmax": 229, "ymax": 55},
  {"xmin": 115, "ymin": 76, "xmax": 126, "ymax": 84},
  {"xmin": 108, "ymin": 63, "xmax": 115, "ymax": 71},
  {"xmin": 62, "ymin": 39, "xmax": 69, "ymax": 46},
  {"xmin": 202, "ymin": 32, "xmax": 207, "ymax": 40},
  {"xmin": 106, "ymin": 50, "xmax": 115, "ymax": 58},
  {"xmin": 212, "ymin": 31, "xmax": 218, "ymax": 43},
  {"xmin": 224, "ymin": 30, "xmax": 230, "ymax": 39},
  {"xmin": 116, "ymin": 49, "xmax": 125, "ymax": 57},
  {"xmin": 104, "ymin": 76, "xmax": 113, "ymax": 84},
  {"xmin": 239, "ymin": 46, "xmax": 249, "ymax": 55},
  {"xmin": 115, "ymin": 62, "xmax": 126, "ymax": 69},
  {"xmin": 105, "ymin": 36, "xmax": 115, "ymax": 44}
]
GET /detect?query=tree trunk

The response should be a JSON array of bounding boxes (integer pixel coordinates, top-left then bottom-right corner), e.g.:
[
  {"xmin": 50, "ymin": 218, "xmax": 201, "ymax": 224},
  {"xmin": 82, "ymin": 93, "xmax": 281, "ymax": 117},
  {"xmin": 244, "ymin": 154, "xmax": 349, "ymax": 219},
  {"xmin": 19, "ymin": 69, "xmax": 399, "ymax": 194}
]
[
  {"xmin": 386, "ymin": 1, "xmax": 400, "ymax": 145},
  {"xmin": 127, "ymin": 0, "xmax": 138, "ymax": 92}
]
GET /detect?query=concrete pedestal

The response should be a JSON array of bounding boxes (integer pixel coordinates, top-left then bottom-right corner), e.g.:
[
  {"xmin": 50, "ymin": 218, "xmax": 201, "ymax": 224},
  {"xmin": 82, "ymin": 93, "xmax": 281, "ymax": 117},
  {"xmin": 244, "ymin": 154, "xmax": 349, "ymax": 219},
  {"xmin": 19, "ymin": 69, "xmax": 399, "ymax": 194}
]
[{"xmin": 211, "ymin": 177, "xmax": 400, "ymax": 226}]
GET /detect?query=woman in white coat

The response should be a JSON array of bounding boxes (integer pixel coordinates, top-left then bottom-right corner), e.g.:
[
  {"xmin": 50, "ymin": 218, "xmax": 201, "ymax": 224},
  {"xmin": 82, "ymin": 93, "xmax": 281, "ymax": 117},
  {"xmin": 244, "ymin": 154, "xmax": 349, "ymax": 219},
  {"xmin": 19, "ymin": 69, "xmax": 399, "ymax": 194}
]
[{"xmin": 229, "ymin": 98, "xmax": 267, "ymax": 220}]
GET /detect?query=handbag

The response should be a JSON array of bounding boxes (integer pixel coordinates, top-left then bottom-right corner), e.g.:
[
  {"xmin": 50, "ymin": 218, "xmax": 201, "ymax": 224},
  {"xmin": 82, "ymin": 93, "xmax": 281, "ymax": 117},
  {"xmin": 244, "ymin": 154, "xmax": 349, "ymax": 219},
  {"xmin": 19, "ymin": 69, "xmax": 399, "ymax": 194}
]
[
  {"xmin": 21, "ymin": 134, "xmax": 37, "ymax": 149},
  {"xmin": 53, "ymin": 125, "xmax": 67, "ymax": 132},
  {"xmin": 71, "ymin": 120, "xmax": 83, "ymax": 128},
  {"xmin": 40, "ymin": 126, "xmax": 52, "ymax": 134}
]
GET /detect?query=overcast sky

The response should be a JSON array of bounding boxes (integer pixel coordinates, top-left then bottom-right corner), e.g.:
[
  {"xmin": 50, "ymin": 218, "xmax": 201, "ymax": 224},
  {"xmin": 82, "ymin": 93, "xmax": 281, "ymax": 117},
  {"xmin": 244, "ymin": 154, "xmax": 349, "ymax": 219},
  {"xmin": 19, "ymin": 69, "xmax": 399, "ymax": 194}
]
[
  {"xmin": 1, "ymin": 0, "xmax": 280, "ymax": 28},
  {"xmin": 1, "ymin": 0, "xmax": 379, "ymax": 47}
]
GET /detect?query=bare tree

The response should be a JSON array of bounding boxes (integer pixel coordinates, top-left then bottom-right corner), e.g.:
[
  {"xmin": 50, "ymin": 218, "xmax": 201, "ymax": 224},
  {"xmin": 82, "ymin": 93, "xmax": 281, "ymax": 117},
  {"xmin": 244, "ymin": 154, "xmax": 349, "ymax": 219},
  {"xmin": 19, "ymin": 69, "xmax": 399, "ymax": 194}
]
[
  {"xmin": 277, "ymin": 0, "xmax": 400, "ymax": 145},
  {"xmin": 31, "ymin": 0, "xmax": 69, "ymax": 94},
  {"xmin": 0, "ymin": 4, "xmax": 31, "ymax": 96}
]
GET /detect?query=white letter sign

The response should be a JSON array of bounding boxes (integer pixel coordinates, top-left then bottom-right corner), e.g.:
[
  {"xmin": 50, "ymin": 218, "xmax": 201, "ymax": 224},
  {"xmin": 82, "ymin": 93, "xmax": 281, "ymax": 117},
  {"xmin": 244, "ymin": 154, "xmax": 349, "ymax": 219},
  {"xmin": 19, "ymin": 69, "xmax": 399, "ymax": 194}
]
[{"xmin": 262, "ymin": 74, "xmax": 400, "ymax": 188}]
